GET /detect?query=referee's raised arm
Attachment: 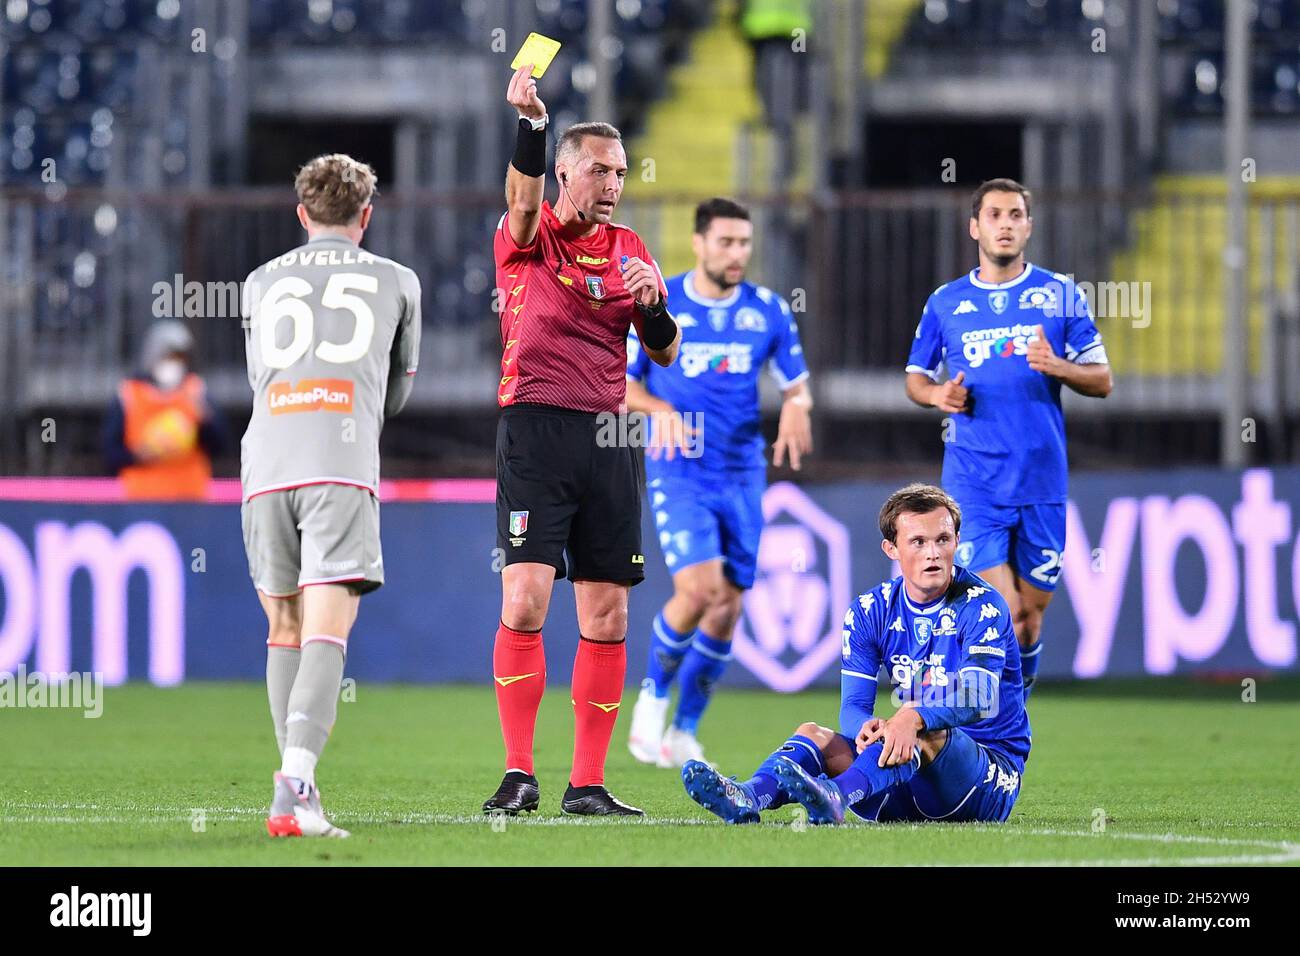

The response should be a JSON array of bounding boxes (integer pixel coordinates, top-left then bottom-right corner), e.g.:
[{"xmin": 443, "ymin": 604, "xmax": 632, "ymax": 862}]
[{"xmin": 505, "ymin": 63, "xmax": 548, "ymax": 249}]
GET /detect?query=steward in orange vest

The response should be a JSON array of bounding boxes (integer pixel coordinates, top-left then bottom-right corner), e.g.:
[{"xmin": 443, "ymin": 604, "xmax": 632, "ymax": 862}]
[{"xmin": 103, "ymin": 320, "xmax": 226, "ymax": 500}]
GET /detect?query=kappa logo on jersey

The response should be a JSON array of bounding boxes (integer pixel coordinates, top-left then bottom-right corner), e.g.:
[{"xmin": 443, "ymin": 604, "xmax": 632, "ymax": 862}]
[
  {"xmin": 960, "ymin": 323, "xmax": 1039, "ymax": 368},
  {"xmin": 989, "ymin": 291, "xmax": 1009, "ymax": 314},
  {"xmin": 676, "ymin": 312, "xmax": 698, "ymax": 327},
  {"xmin": 891, "ymin": 615, "xmax": 905, "ymax": 633},
  {"xmin": 679, "ymin": 341, "xmax": 754, "ymax": 377},
  {"xmin": 708, "ymin": 308, "xmax": 729, "ymax": 332},
  {"xmin": 979, "ymin": 625, "xmax": 1001, "ymax": 643},
  {"xmin": 953, "ymin": 299, "xmax": 979, "ymax": 315},
  {"xmin": 964, "ymin": 585, "xmax": 989, "ymax": 602},
  {"xmin": 267, "ymin": 378, "xmax": 354, "ymax": 414},
  {"xmin": 734, "ymin": 307, "xmax": 767, "ymax": 332},
  {"xmin": 585, "ymin": 275, "xmax": 606, "ymax": 299},
  {"xmin": 979, "ymin": 602, "xmax": 1000, "ymax": 621},
  {"xmin": 1019, "ymin": 285, "xmax": 1059, "ymax": 311}
]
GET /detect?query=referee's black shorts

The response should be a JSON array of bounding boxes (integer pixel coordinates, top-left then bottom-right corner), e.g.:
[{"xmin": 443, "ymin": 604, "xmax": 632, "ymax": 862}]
[{"xmin": 496, "ymin": 403, "xmax": 645, "ymax": 584}]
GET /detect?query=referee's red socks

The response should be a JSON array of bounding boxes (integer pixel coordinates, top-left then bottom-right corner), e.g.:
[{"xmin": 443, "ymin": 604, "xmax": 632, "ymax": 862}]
[
  {"xmin": 570, "ymin": 636, "xmax": 627, "ymax": 787},
  {"xmin": 493, "ymin": 621, "xmax": 546, "ymax": 774}
]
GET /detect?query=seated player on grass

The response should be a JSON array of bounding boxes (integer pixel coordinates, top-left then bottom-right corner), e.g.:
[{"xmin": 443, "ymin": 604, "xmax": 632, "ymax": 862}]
[{"xmin": 681, "ymin": 483, "xmax": 1031, "ymax": 824}]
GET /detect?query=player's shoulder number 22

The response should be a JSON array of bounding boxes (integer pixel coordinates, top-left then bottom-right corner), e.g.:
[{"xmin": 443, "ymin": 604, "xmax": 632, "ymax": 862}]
[{"xmin": 255, "ymin": 272, "xmax": 379, "ymax": 369}]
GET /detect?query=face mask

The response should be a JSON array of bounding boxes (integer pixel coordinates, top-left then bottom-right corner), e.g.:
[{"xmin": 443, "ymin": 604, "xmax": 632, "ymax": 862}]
[{"xmin": 153, "ymin": 358, "xmax": 187, "ymax": 390}]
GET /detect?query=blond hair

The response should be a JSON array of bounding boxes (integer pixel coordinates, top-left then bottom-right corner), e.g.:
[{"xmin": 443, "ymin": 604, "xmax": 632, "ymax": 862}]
[{"xmin": 294, "ymin": 153, "xmax": 377, "ymax": 226}]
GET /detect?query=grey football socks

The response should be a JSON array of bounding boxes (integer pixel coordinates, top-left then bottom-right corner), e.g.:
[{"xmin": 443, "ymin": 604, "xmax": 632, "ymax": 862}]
[
  {"xmin": 281, "ymin": 637, "xmax": 347, "ymax": 784},
  {"xmin": 266, "ymin": 644, "xmax": 301, "ymax": 757}
]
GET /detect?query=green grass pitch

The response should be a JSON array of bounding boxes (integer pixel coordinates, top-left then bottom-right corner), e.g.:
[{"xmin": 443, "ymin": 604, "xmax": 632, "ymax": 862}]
[{"xmin": 3, "ymin": 679, "xmax": 1298, "ymax": 866}]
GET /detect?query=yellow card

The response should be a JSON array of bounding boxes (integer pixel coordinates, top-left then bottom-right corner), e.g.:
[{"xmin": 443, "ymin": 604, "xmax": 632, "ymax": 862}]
[{"xmin": 511, "ymin": 32, "xmax": 561, "ymax": 78}]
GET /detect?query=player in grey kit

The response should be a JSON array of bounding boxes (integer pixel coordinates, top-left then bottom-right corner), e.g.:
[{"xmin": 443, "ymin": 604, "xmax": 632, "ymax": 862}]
[{"xmin": 240, "ymin": 153, "xmax": 421, "ymax": 838}]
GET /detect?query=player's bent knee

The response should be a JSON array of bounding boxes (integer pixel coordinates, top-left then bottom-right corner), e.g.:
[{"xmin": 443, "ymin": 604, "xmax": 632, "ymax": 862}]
[
  {"xmin": 700, "ymin": 603, "xmax": 740, "ymax": 641},
  {"xmin": 1015, "ymin": 607, "xmax": 1043, "ymax": 644},
  {"xmin": 675, "ymin": 583, "xmax": 718, "ymax": 621},
  {"xmin": 794, "ymin": 722, "xmax": 835, "ymax": 746},
  {"xmin": 918, "ymin": 729, "xmax": 949, "ymax": 766}
]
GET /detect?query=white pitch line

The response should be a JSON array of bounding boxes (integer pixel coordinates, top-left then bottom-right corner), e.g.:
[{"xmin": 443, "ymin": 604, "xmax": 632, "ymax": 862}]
[{"xmin": 2, "ymin": 801, "xmax": 1297, "ymax": 864}]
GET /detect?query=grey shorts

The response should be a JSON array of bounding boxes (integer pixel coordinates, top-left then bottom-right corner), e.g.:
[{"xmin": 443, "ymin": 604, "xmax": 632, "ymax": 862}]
[{"xmin": 241, "ymin": 483, "xmax": 383, "ymax": 596}]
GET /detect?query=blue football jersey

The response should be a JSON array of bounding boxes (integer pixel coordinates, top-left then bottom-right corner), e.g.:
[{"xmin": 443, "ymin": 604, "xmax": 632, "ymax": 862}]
[
  {"xmin": 840, "ymin": 565, "xmax": 1031, "ymax": 768},
  {"xmin": 905, "ymin": 263, "xmax": 1107, "ymax": 505},
  {"xmin": 628, "ymin": 271, "xmax": 809, "ymax": 477}
]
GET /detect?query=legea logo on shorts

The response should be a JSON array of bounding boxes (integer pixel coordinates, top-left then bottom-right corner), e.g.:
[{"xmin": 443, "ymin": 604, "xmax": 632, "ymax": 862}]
[
  {"xmin": 732, "ymin": 483, "xmax": 851, "ymax": 692},
  {"xmin": 268, "ymin": 378, "xmax": 354, "ymax": 414}
]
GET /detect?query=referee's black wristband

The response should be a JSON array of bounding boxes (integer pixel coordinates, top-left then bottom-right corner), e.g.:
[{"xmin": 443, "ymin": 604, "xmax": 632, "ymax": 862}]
[
  {"xmin": 637, "ymin": 300, "xmax": 678, "ymax": 351},
  {"xmin": 510, "ymin": 118, "xmax": 547, "ymax": 178}
]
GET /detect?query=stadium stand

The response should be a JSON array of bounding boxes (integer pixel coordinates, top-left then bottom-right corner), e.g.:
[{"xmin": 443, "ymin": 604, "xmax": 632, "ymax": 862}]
[{"xmin": 4, "ymin": 0, "xmax": 1300, "ymax": 475}]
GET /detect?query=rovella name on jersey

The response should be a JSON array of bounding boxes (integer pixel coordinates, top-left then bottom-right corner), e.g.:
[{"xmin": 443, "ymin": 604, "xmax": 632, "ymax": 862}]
[{"xmin": 261, "ymin": 247, "xmax": 379, "ymax": 273}]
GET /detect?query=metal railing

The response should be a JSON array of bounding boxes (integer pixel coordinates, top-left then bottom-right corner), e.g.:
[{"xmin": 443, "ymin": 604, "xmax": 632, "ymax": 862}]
[{"xmin": 3, "ymin": 185, "xmax": 1298, "ymax": 471}]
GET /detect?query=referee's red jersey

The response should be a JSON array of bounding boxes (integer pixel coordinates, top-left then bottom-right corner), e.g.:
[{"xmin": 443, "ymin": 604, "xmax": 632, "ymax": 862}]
[{"xmin": 493, "ymin": 200, "xmax": 667, "ymax": 413}]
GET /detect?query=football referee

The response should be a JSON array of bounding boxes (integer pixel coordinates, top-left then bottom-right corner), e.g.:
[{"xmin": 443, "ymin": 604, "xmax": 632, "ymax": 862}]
[{"xmin": 484, "ymin": 64, "xmax": 681, "ymax": 816}]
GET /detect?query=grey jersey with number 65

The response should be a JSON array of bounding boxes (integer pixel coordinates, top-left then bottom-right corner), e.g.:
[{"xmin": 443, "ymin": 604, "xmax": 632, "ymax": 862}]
[{"xmin": 240, "ymin": 233, "xmax": 421, "ymax": 499}]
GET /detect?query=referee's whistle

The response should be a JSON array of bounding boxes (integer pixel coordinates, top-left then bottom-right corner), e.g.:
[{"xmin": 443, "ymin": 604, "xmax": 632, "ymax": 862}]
[{"xmin": 619, "ymin": 255, "xmax": 629, "ymax": 270}]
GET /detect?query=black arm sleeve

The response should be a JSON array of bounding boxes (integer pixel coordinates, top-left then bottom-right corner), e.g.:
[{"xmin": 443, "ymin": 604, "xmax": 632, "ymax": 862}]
[
  {"xmin": 637, "ymin": 300, "xmax": 678, "ymax": 351},
  {"xmin": 510, "ymin": 118, "xmax": 547, "ymax": 177}
]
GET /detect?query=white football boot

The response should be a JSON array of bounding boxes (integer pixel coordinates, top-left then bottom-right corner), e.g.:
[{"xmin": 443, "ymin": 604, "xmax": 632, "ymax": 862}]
[
  {"xmin": 266, "ymin": 772, "xmax": 350, "ymax": 838},
  {"xmin": 628, "ymin": 683, "xmax": 671, "ymax": 764},
  {"xmin": 658, "ymin": 726, "xmax": 711, "ymax": 769}
]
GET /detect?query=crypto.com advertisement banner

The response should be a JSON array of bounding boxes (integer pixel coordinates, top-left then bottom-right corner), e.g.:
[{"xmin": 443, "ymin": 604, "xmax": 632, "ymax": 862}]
[{"xmin": 0, "ymin": 467, "xmax": 1296, "ymax": 689}]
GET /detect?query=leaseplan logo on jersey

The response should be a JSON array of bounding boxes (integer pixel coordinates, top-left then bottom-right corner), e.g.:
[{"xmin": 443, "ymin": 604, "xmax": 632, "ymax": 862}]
[
  {"xmin": 732, "ymin": 483, "xmax": 851, "ymax": 692},
  {"xmin": 268, "ymin": 378, "xmax": 353, "ymax": 414}
]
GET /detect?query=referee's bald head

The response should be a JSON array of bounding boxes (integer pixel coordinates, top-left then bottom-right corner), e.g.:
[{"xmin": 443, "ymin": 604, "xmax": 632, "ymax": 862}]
[{"xmin": 555, "ymin": 122, "xmax": 622, "ymax": 166}]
